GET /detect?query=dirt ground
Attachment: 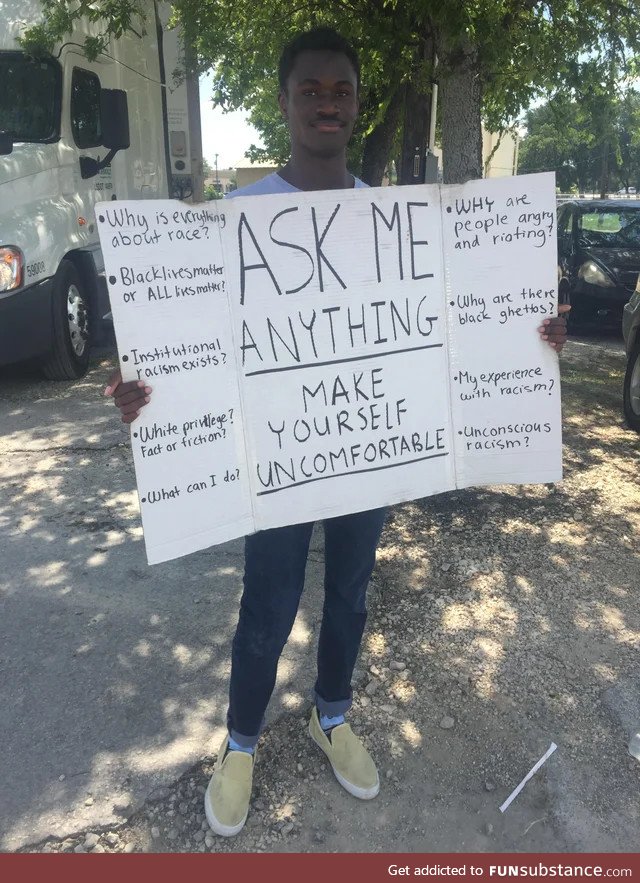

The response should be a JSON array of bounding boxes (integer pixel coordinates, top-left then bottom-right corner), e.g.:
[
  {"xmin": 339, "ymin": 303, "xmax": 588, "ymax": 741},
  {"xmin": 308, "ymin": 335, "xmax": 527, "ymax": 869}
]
[{"xmin": 9, "ymin": 332, "xmax": 640, "ymax": 854}]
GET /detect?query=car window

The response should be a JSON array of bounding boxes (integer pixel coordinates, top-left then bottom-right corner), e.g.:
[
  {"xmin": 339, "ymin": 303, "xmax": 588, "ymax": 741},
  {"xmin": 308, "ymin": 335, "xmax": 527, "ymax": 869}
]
[
  {"xmin": 578, "ymin": 208, "xmax": 640, "ymax": 248},
  {"xmin": 581, "ymin": 212, "xmax": 622, "ymax": 233}
]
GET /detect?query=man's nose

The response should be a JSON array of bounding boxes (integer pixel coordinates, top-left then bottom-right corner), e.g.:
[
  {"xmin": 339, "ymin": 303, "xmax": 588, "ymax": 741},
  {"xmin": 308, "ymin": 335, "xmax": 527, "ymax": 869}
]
[{"xmin": 316, "ymin": 92, "xmax": 339, "ymax": 115}]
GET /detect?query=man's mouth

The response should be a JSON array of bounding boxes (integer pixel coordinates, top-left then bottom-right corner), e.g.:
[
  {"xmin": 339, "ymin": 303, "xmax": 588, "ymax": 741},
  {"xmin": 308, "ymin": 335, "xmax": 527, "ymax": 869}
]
[{"xmin": 313, "ymin": 120, "xmax": 344, "ymax": 133}]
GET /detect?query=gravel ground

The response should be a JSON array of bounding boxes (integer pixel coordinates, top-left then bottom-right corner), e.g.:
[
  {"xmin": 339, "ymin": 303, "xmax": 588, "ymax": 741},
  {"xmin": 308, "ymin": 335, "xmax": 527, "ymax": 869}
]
[{"xmin": 14, "ymin": 333, "xmax": 640, "ymax": 854}]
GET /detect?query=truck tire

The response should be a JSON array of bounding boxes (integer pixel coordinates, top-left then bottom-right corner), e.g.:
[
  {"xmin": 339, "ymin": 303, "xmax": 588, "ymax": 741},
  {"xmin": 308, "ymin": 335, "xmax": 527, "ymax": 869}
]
[
  {"xmin": 41, "ymin": 260, "xmax": 91, "ymax": 380},
  {"xmin": 623, "ymin": 340, "xmax": 640, "ymax": 433}
]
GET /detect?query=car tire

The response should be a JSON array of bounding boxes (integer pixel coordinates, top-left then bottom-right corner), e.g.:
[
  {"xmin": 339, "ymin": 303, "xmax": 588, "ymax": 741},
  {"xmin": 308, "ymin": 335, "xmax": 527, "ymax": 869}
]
[
  {"xmin": 41, "ymin": 260, "xmax": 91, "ymax": 380},
  {"xmin": 623, "ymin": 339, "xmax": 640, "ymax": 433}
]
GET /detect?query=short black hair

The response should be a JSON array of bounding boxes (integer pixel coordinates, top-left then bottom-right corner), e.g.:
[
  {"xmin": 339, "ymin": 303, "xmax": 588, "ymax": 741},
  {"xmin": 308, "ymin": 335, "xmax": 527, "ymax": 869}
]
[{"xmin": 278, "ymin": 27, "xmax": 360, "ymax": 92}]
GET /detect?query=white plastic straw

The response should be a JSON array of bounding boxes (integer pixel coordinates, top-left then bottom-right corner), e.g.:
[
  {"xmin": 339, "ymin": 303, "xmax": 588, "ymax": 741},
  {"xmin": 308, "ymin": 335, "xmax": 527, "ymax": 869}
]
[{"xmin": 499, "ymin": 742, "xmax": 558, "ymax": 813}]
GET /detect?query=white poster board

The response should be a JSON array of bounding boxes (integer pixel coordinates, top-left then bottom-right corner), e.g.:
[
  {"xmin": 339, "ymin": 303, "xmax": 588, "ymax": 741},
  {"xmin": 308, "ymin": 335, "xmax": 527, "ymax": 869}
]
[{"xmin": 97, "ymin": 172, "xmax": 560, "ymax": 564}]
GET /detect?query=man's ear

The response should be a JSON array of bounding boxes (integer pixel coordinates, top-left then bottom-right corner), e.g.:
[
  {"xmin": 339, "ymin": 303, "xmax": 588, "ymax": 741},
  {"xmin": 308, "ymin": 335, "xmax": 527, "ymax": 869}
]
[{"xmin": 278, "ymin": 90, "xmax": 288, "ymax": 119}]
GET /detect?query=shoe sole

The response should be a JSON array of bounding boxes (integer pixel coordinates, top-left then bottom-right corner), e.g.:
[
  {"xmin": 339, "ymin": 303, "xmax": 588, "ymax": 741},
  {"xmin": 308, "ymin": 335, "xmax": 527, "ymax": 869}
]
[
  {"xmin": 204, "ymin": 781, "xmax": 248, "ymax": 837},
  {"xmin": 333, "ymin": 767, "xmax": 380, "ymax": 800},
  {"xmin": 309, "ymin": 726, "xmax": 380, "ymax": 800}
]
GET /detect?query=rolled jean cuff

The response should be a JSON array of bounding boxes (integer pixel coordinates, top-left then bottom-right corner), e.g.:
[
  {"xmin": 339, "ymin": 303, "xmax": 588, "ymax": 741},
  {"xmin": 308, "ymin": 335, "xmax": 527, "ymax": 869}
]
[{"xmin": 314, "ymin": 689, "xmax": 352, "ymax": 718}]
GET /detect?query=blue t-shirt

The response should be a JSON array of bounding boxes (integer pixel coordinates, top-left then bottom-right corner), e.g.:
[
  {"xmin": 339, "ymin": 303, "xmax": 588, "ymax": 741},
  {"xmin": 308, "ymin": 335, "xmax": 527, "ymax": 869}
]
[{"xmin": 225, "ymin": 171, "xmax": 368, "ymax": 199}]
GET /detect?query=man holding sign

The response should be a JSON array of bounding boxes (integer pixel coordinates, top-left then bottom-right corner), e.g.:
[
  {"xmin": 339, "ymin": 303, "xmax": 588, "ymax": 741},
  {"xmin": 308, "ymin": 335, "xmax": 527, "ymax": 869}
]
[{"xmin": 105, "ymin": 27, "xmax": 569, "ymax": 837}]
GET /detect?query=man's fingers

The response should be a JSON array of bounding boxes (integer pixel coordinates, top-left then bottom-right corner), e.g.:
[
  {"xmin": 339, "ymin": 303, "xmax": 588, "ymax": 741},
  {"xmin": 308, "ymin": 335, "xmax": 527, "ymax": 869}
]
[
  {"xmin": 537, "ymin": 311, "xmax": 568, "ymax": 353},
  {"xmin": 114, "ymin": 380, "xmax": 150, "ymax": 397},
  {"xmin": 117, "ymin": 398, "xmax": 146, "ymax": 415},
  {"xmin": 105, "ymin": 375, "xmax": 152, "ymax": 398},
  {"xmin": 538, "ymin": 318, "xmax": 567, "ymax": 333},
  {"xmin": 104, "ymin": 369, "xmax": 123, "ymax": 396},
  {"xmin": 114, "ymin": 388, "xmax": 150, "ymax": 408},
  {"xmin": 104, "ymin": 367, "xmax": 152, "ymax": 425}
]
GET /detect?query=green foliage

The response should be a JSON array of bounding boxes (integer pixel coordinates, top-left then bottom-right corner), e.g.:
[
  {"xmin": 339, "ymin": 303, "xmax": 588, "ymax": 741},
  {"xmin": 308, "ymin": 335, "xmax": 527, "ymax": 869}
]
[
  {"xmin": 176, "ymin": 0, "xmax": 570, "ymax": 173},
  {"xmin": 517, "ymin": 3, "xmax": 640, "ymax": 194},
  {"xmin": 24, "ymin": 0, "xmax": 640, "ymax": 184},
  {"xmin": 519, "ymin": 98, "xmax": 597, "ymax": 191},
  {"xmin": 203, "ymin": 182, "xmax": 223, "ymax": 199},
  {"xmin": 174, "ymin": 0, "xmax": 423, "ymax": 175},
  {"xmin": 20, "ymin": 0, "xmax": 149, "ymax": 59},
  {"xmin": 518, "ymin": 87, "xmax": 640, "ymax": 192}
]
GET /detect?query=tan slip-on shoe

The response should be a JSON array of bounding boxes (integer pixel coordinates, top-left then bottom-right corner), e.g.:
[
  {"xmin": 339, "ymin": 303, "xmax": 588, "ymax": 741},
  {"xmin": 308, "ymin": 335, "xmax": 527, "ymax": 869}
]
[
  {"xmin": 309, "ymin": 707, "xmax": 380, "ymax": 799},
  {"xmin": 204, "ymin": 736, "xmax": 256, "ymax": 837}
]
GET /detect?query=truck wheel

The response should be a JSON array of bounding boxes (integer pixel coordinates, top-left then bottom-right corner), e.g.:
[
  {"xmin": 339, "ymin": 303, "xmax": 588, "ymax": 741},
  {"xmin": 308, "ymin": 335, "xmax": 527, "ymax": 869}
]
[
  {"xmin": 41, "ymin": 261, "xmax": 91, "ymax": 380},
  {"xmin": 623, "ymin": 340, "xmax": 640, "ymax": 433}
]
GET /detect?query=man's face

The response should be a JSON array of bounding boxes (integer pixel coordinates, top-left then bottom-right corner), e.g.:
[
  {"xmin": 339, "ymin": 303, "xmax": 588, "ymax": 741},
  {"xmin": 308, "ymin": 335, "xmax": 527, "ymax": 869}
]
[{"xmin": 279, "ymin": 50, "xmax": 359, "ymax": 158}]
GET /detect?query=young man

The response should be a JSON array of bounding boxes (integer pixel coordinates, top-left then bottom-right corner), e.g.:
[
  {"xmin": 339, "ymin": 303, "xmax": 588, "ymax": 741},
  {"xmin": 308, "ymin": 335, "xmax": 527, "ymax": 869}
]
[{"xmin": 105, "ymin": 27, "xmax": 569, "ymax": 837}]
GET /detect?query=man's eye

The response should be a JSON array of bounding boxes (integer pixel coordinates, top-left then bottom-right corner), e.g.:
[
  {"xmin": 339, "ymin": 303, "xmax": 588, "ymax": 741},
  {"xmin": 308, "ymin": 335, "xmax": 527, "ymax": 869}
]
[
  {"xmin": 336, "ymin": 91, "xmax": 351, "ymax": 98},
  {"xmin": 302, "ymin": 89, "xmax": 317, "ymax": 96}
]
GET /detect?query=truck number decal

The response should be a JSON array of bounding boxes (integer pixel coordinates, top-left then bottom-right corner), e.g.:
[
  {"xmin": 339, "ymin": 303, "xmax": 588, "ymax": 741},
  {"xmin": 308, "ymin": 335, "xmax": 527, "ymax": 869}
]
[{"xmin": 26, "ymin": 261, "xmax": 46, "ymax": 278}]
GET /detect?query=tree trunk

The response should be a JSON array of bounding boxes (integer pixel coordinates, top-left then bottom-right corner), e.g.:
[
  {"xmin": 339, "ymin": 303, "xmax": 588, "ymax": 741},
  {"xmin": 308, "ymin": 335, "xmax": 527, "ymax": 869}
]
[
  {"xmin": 398, "ymin": 79, "xmax": 433, "ymax": 185},
  {"xmin": 439, "ymin": 39, "xmax": 483, "ymax": 184},
  {"xmin": 360, "ymin": 86, "xmax": 405, "ymax": 186}
]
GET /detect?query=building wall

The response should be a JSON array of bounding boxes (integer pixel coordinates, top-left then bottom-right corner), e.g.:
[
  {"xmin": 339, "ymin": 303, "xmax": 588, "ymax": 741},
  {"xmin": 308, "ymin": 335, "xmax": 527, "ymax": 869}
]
[
  {"xmin": 204, "ymin": 170, "xmax": 234, "ymax": 192},
  {"xmin": 483, "ymin": 129, "xmax": 519, "ymax": 178},
  {"xmin": 432, "ymin": 127, "xmax": 519, "ymax": 179},
  {"xmin": 235, "ymin": 164, "xmax": 278, "ymax": 190}
]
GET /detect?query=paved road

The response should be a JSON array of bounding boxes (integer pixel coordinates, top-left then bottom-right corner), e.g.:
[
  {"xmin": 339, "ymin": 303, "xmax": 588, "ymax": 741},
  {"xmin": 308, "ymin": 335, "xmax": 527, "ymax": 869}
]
[
  {"xmin": 2, "ymin": 332, "xmax": 637, "ymax": 853},
  {"xmin": 0, "ymin": 350, "xmax": 326, "ymax": 850}
]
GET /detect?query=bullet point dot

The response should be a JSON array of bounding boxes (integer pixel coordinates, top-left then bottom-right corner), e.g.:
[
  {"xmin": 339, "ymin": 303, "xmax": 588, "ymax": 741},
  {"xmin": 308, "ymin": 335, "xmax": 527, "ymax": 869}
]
[
  {"xmin": 446, "ymin": 206, "xmax": 452, "ymax": 213},
  {"xmin": 98, "ymin": 215, "xmax": 105, "ymax": 223},
  {"xmin": 141, "ymin": 497, "xmax": 146, "ymax": 503},
  {"xmin": 122, "ymin": 355, "xmax": 128, "ymax": 362},
  {"xmin": 133, "ymin": 432, "xmax": 138, "ymax": 438},
  {"xmin": 449, "ymin": 301, "xmax": 455, "ymax": 306},
  {"xmin": 109, "ymin": 275, "xmax": 116, "ymax": 284},
  {"xmin": 458, "ymin": 431, "xmax": 462, "ymax": 435},
  {"xmin": 454, "ymin": 376, "xmax": 458, "ymax": 381}
]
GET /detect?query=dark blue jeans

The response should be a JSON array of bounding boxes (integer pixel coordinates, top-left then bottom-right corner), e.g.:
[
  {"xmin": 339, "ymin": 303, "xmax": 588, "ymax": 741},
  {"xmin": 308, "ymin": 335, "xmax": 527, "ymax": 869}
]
[{"xmin": 226, "ymin": 508, "xmax": 387, "ymax": 747}]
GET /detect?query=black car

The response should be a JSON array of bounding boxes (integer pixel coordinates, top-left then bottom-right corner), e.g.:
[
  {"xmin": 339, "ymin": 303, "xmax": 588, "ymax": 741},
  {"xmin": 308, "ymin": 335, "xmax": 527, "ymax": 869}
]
[{"xmin": 557, "ymin": 199, "xmax": 640, "ymax": 327}]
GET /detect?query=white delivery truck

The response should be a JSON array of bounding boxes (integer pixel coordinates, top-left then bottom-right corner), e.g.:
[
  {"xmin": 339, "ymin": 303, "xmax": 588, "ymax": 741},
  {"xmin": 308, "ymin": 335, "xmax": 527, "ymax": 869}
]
[{"xmin": 0, "ymin": 0, "xmax": 202, "ymax": 379}]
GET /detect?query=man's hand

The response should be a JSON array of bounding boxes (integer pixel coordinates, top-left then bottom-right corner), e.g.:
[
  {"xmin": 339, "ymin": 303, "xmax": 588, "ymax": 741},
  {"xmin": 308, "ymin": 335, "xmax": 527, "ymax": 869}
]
[
  {"xmin": 104, "ymin": 369, "xmax": 152, "ymax": 424},
  {"xmin": 538, "ymin": 304, "xmax": 570, "ymax": 352}
]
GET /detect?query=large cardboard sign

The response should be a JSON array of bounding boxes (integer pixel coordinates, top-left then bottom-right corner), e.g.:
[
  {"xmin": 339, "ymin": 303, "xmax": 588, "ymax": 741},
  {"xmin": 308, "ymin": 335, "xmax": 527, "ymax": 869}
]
[{"xmin": 98, "ymin": 172, "xmax": 561, "ymax": 564}]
